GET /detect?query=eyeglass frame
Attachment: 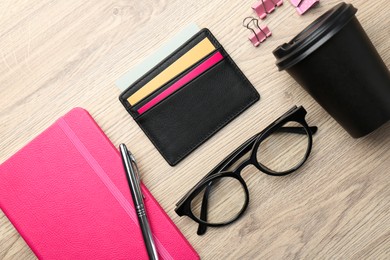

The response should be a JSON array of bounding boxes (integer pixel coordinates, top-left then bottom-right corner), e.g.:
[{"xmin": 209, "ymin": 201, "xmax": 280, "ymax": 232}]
[{"xmin": 175, "ymin": 105, "xmax": 318, "ymax": 235}]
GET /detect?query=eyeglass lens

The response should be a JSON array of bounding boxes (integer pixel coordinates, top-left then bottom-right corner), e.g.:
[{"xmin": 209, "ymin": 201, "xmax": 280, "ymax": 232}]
[
  {"xmin": 190, "ymin": 176, "xmax": 246, "ymax": 225},
  {"xmin": 257, "ymin": 121, "xmax": 309, "ymax": 173}
]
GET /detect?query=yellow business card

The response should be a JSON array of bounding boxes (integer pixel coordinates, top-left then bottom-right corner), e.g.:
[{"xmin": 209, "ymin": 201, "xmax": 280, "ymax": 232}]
[{"xmin": 128, "ymin": 37, "xmax": 216, "ymax": 105}]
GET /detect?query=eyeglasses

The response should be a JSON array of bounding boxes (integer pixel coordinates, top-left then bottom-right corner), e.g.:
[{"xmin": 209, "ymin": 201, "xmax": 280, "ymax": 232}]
[{"xmin": 175, "ymin": 106, "xmax": 318, "ymax": 235}]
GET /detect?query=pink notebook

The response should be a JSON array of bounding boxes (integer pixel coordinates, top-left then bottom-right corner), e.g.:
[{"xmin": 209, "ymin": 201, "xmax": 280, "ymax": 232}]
[{"xmin": 0, "ymin": 108, "xmax": 199, "ymax": 260}]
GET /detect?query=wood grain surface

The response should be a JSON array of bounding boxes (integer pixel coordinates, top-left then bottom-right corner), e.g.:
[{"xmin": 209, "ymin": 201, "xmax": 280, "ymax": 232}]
[{"xmin": 0, "ymin": 0, "xmax": 389, "ymax": 259}]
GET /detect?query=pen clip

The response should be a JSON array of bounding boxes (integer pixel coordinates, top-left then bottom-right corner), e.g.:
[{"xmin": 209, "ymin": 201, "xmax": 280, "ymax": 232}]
[{"xmin": 129, "ymin": 153, "xmax": 146, "ymax": 200}]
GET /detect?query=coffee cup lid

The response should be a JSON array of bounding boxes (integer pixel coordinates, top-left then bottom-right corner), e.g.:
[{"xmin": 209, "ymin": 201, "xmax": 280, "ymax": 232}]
[{"xmin": 273, "ymin": 2, "xmax": 357, "ymax": 71}]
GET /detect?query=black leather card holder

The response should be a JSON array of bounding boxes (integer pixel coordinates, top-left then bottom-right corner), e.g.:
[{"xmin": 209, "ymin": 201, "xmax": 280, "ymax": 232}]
[{"xmin": 119, "ymin": 29, "xmax": 260, "ymax": 166}]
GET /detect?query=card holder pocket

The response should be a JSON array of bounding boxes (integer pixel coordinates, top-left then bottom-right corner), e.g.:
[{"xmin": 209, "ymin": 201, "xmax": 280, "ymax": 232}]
[
  {"xmin": 134, "ymin": 55, "xmax": 259, "ymax": 165},
  {"xmin": 130, "ymin": 47, "xmax": 225, "ymax": 116},
  {"xmin": 120, "ymin": 29, "xmax": 221, "ymax": 107}
]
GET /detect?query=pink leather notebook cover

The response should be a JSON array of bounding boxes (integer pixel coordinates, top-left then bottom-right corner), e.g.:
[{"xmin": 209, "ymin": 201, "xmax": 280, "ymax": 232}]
[{"xmin": 0, "ymin": 108, "xmax": 199, "ymax": 260}]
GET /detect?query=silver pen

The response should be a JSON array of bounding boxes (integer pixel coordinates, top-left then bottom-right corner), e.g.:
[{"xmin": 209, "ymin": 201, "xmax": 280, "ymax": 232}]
[{"xmin": 119, "ymin": 144, "xmax": 159, "ymax": 260}]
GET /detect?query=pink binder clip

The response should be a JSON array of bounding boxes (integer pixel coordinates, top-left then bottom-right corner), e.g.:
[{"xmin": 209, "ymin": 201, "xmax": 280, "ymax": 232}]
[
  {"xmin": 290, "ymin": 0, "xmax": 319, "ymax": 15},
  {"xmin": 252, "ymin": 0, "xmax": 283, "ymax": 20},
  {"xmin": 243, "ymin": 17, "xmax": 272, "ymax": 47}
]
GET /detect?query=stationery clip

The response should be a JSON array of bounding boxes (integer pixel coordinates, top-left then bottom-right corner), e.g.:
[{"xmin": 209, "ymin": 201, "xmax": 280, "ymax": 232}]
[
  {"xmin": 290, "ymin": 0, "xmax": 319, "ymax": 15},
  {"xmin": 252, "ymin": 0, "xmax": 283, "ymax": 20},
  {"xmin": 243, "ymin": 17, "xmax": 272, "ymax": 47}
]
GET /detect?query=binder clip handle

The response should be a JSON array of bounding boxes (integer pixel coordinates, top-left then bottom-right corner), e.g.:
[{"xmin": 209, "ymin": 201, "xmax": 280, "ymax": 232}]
[{"xmin": 243, "ymin": 17, "xmax": 272, "ymax": 47}]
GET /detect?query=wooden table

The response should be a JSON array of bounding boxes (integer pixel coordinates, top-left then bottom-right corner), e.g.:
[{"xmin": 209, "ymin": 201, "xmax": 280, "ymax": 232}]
[{"xmin": 1, "ymin": 0, "xmax": 389, "ymax": 259}]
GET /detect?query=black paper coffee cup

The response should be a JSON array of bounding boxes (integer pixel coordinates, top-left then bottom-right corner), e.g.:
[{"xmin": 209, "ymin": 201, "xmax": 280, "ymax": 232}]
[{"xmin": 273, "ymin": 2, "xmax": 390, "ymax": 138}]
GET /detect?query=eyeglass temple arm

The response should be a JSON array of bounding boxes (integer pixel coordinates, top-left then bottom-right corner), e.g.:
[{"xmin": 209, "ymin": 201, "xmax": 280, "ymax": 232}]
[
  {"xmin": 196, "ymin": 125, "xmax": 317, "ymax": 235},
  {"xmin": 197, "ymin": 182, "xmax": 211, "ymax": 235},
  {"xmin": 276, "ymin": 126, "xmax": 318, "ymax": 135}
]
